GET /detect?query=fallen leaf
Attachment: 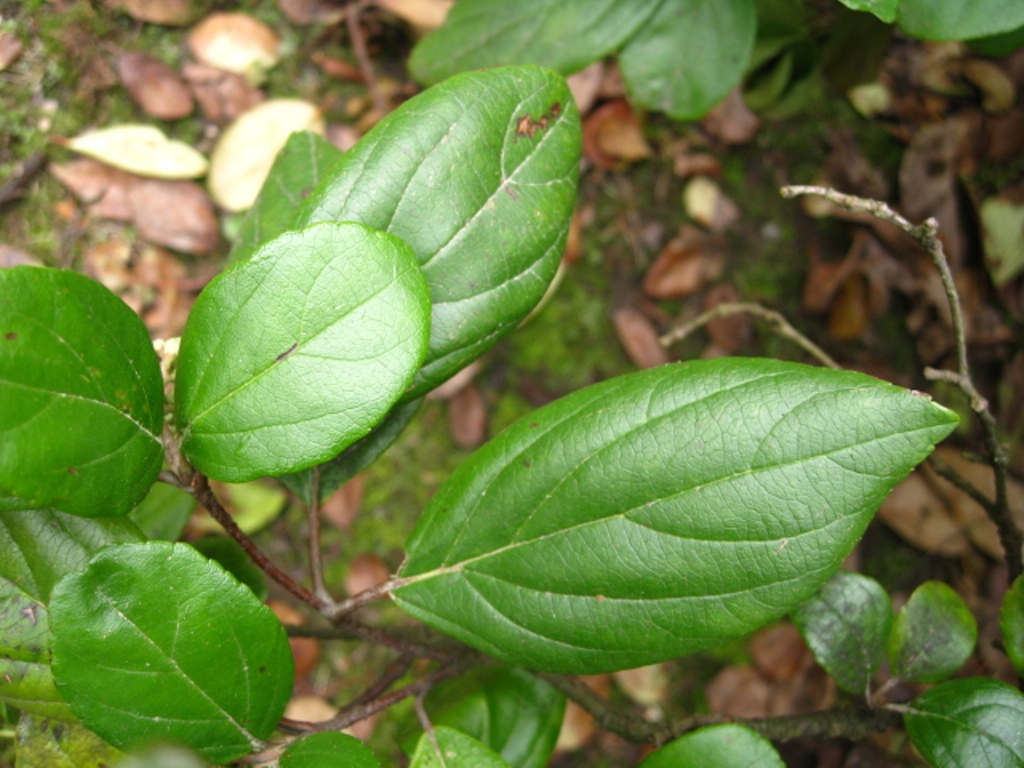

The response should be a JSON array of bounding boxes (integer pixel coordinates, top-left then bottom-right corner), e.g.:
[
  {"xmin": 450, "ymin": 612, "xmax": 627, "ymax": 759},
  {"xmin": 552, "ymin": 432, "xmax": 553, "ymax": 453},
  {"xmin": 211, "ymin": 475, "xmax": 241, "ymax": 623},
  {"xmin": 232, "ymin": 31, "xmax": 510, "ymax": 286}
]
[
  {"xmin": 312, "ymin": 52, "xmax": 365, "ymax": 82},
  {"xmin": 962, "ymin": 59, "xmax": 1016, "ymax": 114},
  {"xmin": 701, "ymin": 88, "xmax": 760, "ymax": 145},
  {"xmin": 847, "ymin": 81, "xmax": 892, "ymax": 118},
  {"xmin": 208, "ymin": 99, "xmax": 325, "ymax": 212},
  {"xmin": 377, "ymin": 0, "xmax": 454, "ymax": 31},
  {"xmin": 268, "ymin": 601, "xmax": 321, "ymax": 681},
  {"xmin": 642, "ymin": 225, "xmax": 727, "ymax": 299},
  {"xmin": 683, "ymin": 176, "xmax": 739, "ymax": 233},
  {"xmin": 284, "ymin": 695, "xmax": 337, "ymax": 723},
  {"xmin": 187, "ymin": 12, "xmax": 280, "ymax": 84},
  {"xmin": 101, "ymin": 0, "xmax": 197, "ymax": 25},
  {"xmin": 703, "ymin": 284, "xmax": 752, "ymax": 353},
  {"xmin": 84, "ymin": 237, "xmax": 133, "ymax": 292},
  {"xmin": 427, "ymin": 360, "xmax": 481, "ymax": 401},
  {"xmin": 612, "ymin": 664, "xmax": 669, "ymax": 707},
  {"xmin": 116, "ymin": 51, "xmax": 194, "ymax": 120},
  {"xmin": 566, "ymin": 62, "xmax": 604, "ymax": 116},
  {"xmin": 555, "ymin": 676, "xmax": 608, "ymax": 753},
  {"xmin": 980, "ymin": 196, "xmax": 1024, "ymax": 286},
  {"xmin": 750, "ymin": 623, "xmax": 809, "ymax": 682},
  {"xmin": 325, "ymin": 123, "xmax": 361, "ymax": 152},
  {"xmin": 345, "ymin": 553, "xmax": 391, "ymax": 598},
  {"xmin": 706, "ymin": 665, "xmax": 770, "ymax": 718},
  {"xmin": 276, "ymin": 0, "xmax": 346, "ymax": 25},
  {"xmin": 0, "ymin": 31, "xmax": 23, "ymax": 72},
  {"xmin": 826, "ymin": 273, "xmax": 870, "ymax": 341},
  {"xmin": 183, "ymin": 62, "xmax": 265, "ymax": 125},
  {"xmin": 448, "ymin": 383, "xmax": 488, "ymax": 448},
  {"xmin": 583, "ymin": 99, "xmax": 651, "ymax": 169},
  {"xmin": 59, "ymin": 124, "xmax": 208, "ymax": 180},
  {"xmin": 877, "ymin": 468, "xmax": 972, "ymax": 556},
  {"xmin": 50, "ymin": 158, "xmax": 136, "ymax": 220},
  {"xmin": 132, "ymin": 178, "xmax": 219, "ymax": 255},
  {"xmin": 612, "ymin": 306, "xmax": 670, "ymax": 369},
  {"xmin": 321, "ymin": 475, "xmax": 364, "ymax": 530}
]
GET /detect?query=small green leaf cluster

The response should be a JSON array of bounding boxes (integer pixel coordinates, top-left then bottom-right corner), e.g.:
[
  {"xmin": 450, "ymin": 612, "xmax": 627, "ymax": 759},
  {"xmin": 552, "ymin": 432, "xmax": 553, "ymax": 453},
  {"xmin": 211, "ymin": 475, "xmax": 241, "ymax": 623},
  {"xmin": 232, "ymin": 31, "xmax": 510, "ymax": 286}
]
[
  {"xmin": 0, "ymin": 63, "xmax": 966, "ymax": 766},
  {"xmin": 794, "ymin": 571, "xmax": 1024, "ymax": 766}
]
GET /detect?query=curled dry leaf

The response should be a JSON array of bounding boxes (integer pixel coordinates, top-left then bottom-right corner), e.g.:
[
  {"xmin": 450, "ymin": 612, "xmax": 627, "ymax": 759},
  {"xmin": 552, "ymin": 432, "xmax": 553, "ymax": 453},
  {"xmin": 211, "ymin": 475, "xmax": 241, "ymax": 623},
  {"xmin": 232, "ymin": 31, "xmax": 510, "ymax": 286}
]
[
  {"xmin": 182, "ymin": 62, "xmax": 264, "ymax": 125},
  {"xmin": 377, "ymin": 0, "xmax": 454, "ymax": 31},
  {"xmin": 187, "ymin": 12, "xmax": 280, "ymax": 83},
  {"xmin": 583, "ymin": 99, "xmax": 651, "ymax": 169},
  {"xmin": 116, "ymin": 51, "xmax": 194, "ymax": 120},
  {"xmin": 448, "ymin": 382, "xmax": 487, "ymax": 449},
  {"xmin": 0, "ymin": 31, "xmax": 23, "ymax": 72},
  {"xmin": 683, "ymin": 176, "xmax": 739, "ymax": 233},
  {"xmin": 701, "ymin": 88, "xmax": 760, "ymax": 145},
  {"xmin": 611, "ymin": 306, "xmax": 670, "ymax": 370},
  {"xmin": 345, "ymin": 553, "xmax": 391, "ymax": 598},
  {"xmin": 101, "ymin": 0, "xmax": 197, "ymax": 25},
  {"xmin": 59, "ymin": 124, "xmax": 208, "ymax": 180},
  {"xmin": 208, "ymin": 99, "xmax": 324, "ymax": 212},
  {"xmin": 267, "ymin": 600, "xmax": 321, "ymax": 681},
  {"xmin": 276, "ymin": 0, "xmax": 346, "ymax": 26},
  {"xmin": 567, "ymin": 62, "xmax": 604, "ymax": 116},
  {"xmin": 643, "ymin": 225, "xmax": 727, "ymax": 299}
]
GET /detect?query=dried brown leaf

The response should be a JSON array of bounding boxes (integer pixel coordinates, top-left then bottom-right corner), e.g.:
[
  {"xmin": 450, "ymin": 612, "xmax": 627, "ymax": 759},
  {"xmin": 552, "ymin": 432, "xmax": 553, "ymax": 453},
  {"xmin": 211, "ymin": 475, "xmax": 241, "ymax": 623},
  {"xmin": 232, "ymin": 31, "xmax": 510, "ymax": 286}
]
[
  {"xmin": 188, "ymin": 13, "xmax": 280, "ymax": 83},
  {"xmin": 50, "ymin": 158, "xmax": 136, "ymax": 220},
  {"xmin": 116, "ymin": 52, "xmax": 194, "ymax": 120},
  {"xmin": 703, "ymin": 285, "xmax": 752, "ymax": 353},
  {"xmin": 750, "ymin": 623, "xmax": 809, "ymax": 682},
  {"xmin": 583, "ymin": 99, "xmax": 651, "ymax": 169},
  {"xmin": 642, "ymin": 226, "xmax": 727, "ymax": 300},
  {"xmin": 706, "ymin": 665, "xmax": 770, "ymax": 718},
  {"xmin": 448, "ymin": 383, "xmax": 488, "ymax": 449},
  {"xmin": 276, "ymin": 0, "xmax": 346, "ymax": 25},
  {"xmin": 377, "ymin": 0, "xmax": 454, "ymax": 31},
  {"xmin": 683, "ymin": 176, "xmax": 739, "ymax": 233},
  {"xmin": 963, "ymin": 59, "xmax": 1016, "ymax": 114},
  {"xmin": 701, "ymin": 88, "xmax": 759, "ymax": 145},
  {"xmin": 132, "ymin": 179, "xmax": 219, "ymax": 255},
  {"xmin": 102, "ymin": 0, "xmax": 198, "ymax": 25},
  {"xmin": 612, "ymin": 664, "xmax": 669, "ymax": 707},
  {"xmin": 877, "ymin": 467, "xmax": 972, "ymax": 556},
  {"xmin": 321, "ymin": 475, "xmax": 365, "ymax": 530},
  {"xmin": 0, "ymin": 31, "xmax": 23, "ymax": 72},
  {"xmin": 183, "ymin": 62, "xmax": 265, "ymax": 125},
  {"xmin": 826, "ymin": 273, "xmax": 871, "ymax": 341},
  {"xmin": 566, "ymin": 62, "xmax": 604, "ymax": 116},
  {"xmin": 84, "ymin": 238, "xmax": 133, "ymax": 293},
  {"xmin": 284, "ymin": 695, "xmax": 336, "ymax": 723},
  {"xmin": 345, "ymin": 553, "xmax": 391, "ymax": 598},
  {"xmin": 612, "ymin": 306, "xmax": 670, "ymax": 369}
]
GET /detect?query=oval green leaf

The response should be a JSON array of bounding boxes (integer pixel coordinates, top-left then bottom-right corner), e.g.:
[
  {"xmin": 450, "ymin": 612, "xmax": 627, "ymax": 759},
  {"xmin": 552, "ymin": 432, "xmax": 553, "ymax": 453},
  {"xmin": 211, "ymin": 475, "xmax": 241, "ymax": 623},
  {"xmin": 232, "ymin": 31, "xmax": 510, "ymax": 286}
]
[
  {"xmin": 191, "ymin": 536, "xmax": 267, "ymax": 600},
  {"xmin": 15, "ymin": 712, "xmax": 123, "ymax": 768},
  {"xmin": 904, "ymin": 678, "xmax": 1024, "ymax": 768},
  {"xmin": 888, "ymin": 581, "xmax": 976, "ymax": 684},
  {"xmin": 295, "ymin": 65, "xmax": 580, "ymax": 399},
  {"xmin": 0, "ymin": 509, "xmax": 144, "ymax": 720},
  {"xmin": 417, "ymin": 666, "xmax": 565, "ymax": 768},
  {"xmin": 280, "ymin": 732, "xmax": 381, "ymax": 768},
  {"xmin": 410, "ymin": 726, "xmax": 513, "ymax": 768},
  {"xmin": 0, "ymin": 267, "xmax": 164, "ymax": 517},
  {"xmin": 999, "ymin": 575, "xmax": 1024, "ymax": 677},
  {"xmin": 49, "ymin": 541, "xmax": 293, "ymax": 764},
  {"xmin": 175, "ymin": 222, "xmax": 431, "ymax": 482},
  {"xmin": 129, "ymin": 482, "xmax": 195, "ymax": 541},
  {"xmin": 638, "ymin": 724, "xmax": 784, "ymax": 768},
  {"xmin": 409, "ymin": 0, "xmax": 665, "ymax": 85},
  {"xmin": 619, "ymin": 0, "xmax": 757, "ymax": 120},
  {"xmin": 897, "ymin": 0, "xmax": 1024, "ymax": 40},
  {"xmin": 394, "ymin": 358, "xmax": 958, "ymax": 674},
  {"xmin": 836, "ymin": 0, "xmax": 897, "ymax": 23},
  {"xmin": 792, "ymin": 570, "xmax": 892, "ymax": 695}
]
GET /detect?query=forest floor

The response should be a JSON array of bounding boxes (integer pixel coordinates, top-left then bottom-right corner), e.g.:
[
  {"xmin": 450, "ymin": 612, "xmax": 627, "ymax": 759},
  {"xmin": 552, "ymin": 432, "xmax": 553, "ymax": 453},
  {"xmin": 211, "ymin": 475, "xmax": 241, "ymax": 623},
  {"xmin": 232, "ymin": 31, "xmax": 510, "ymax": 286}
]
[{"xmin": 1, "ymin": 1, "xmax": 1023, "ymax": 766}]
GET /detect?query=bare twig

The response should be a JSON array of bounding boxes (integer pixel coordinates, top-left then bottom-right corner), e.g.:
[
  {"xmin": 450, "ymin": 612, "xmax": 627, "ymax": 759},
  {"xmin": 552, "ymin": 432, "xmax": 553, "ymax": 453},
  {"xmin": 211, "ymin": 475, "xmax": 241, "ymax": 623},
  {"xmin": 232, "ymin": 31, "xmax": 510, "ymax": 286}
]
[
  {"xmin": 346, "ymin": 0, "xmax": 388, "ymax": 118},
  {"xmin": 660, "ymin": 301, "xmax": 841, "ymax": 370},
  {"xmin": 781, "ymin": 184, "xmax": 1020, "ymax": 580},
  {"xmin": 0, "ymin": 152, "xmax": 45, "ymax": 206}
]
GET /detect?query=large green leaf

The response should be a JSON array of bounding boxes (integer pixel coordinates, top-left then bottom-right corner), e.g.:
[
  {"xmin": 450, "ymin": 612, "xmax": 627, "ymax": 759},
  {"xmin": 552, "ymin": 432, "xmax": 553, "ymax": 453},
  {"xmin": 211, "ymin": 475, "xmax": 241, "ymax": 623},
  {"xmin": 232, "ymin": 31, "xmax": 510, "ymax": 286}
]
[
  {"xmin": 888, "ymin": 581, "xmax": 976, "ymax": 684},
  {"xmin": 49, "ymin": 541, "xmax": 293, "ymax": 764},
  {"xmin": 897, "ymin": 0, "xmax": 1024, "ymax": 40},
  {"xmin": 836, "ymin": 0, "xmax": 897, "ymax": 23},
  {"xmin": 175, "ymin": 222, "xmax": 431, "ymax": 482},
  {"xmin": 409, "ymin": 726, "xmax": 513, "ymax": 768},
  {"xmin": 15, "ymin": 712, "xmax": 123, "ymax": 768},
  {"xmin": 229, "ymin": 131, "xmax": 344, "ymax": 264},
  {"xmin": 417, "ymin": 666, "xmax": 565, "ymax": 768},
  {"xmin": 904, "ymin": 678, "xmax": 1024, "ymax": 768},
  {"xmin": 128, "ymin": 481, "xmax": 195, "ymax": 541},
  {"xmin": 638, "ymin": 724, "xmax": 784, "ymax": 768},
  {"xmin": 394, "ymin": 358, "xmax": 957, "ymax": 674},
  {"xmin": 999, "ymin": 575, "xmax": 1024, "ymax": 677},
  {"xmin": 0, "ymin": 267, "xmax": 164, "ymax": 517},
  {"xmin": 792, "ymin": 570, "xmax": 892, "ymax": 695},
  {"xmin": 0, "ymin": 509, "xmax": 144, "ymax": 719},
  {"xmin": 409, "ymin": 0, "xmax": 666, "ymax": 84},
  {"xmin": 619, "ymin": 0, "xmax": 757, "ymax": 119},
  {"xmin": 280, "ymin": 732, "xmax": 381, "ymax": 768},
  {"xmin": 295, "ymin": 65, "xmax": 580, "ymax": 399}
]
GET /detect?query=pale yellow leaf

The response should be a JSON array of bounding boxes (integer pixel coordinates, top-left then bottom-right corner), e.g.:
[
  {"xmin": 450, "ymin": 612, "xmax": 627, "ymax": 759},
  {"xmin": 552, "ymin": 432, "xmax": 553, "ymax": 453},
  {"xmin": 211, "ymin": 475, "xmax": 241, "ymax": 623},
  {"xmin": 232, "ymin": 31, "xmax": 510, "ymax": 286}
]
[{"xmin": 62, "ymin": 124, "xmax": 208, "ymax": 180}]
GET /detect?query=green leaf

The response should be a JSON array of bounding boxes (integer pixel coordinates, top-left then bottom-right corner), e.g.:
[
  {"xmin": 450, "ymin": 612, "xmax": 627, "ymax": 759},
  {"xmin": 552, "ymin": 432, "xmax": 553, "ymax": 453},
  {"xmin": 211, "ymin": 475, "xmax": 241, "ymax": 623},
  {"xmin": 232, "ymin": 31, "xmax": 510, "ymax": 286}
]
[
  {"xmin": 998, "ymin": 575, "xmax": 1024, "ymax": 677},
  {"xmin": 835, "ymin": 0, "xmax": 897, "ymax": 23},
  {"xmin": 897, "ymin": 0, "xmax": 1024, "ymax": 40},
  {"xmin": 792, "ymin": 570, "xmax": 892, "ymax": 695},
  {"xmin": 980, "ymin": 197, "xmax": 1024, "ymax": 287},
  {"xmin": 296, "ymin": 65, "xmax": 580, "ymax": 399},
  {"xmin": 408, "ymin": 0, "xmax": 665, "ymax": 85},
  {"xmin": 394, "ymin": 358, "xmax": 958, "ymax": 674},
  {"xmin": 229, "ymin": 131, "xmax": 344, "ymax": 264},
  {"xmin": 888, "ymin": 581, "xmax": 977, "ymax": 684},
  {"xmin": 0, "ymin": 267, "xmax": 164, "ymax": 517},
  {"xmin": 49, "ymin": 541, "xmax": 293, "ymax": 764},
  {"xmin": 280, "ymin": 732, "xmax": 381, "ymax": 768},
  {"xmin": 638, "ymin": 724, "xmax": 784, "ymax": 768},
  {"xmin": 967, "ymin": 23, "xmax": 1024, "ymax": 57},
  {"xmin": 128, "ymin": 482, "xmax": 195, "ymax": 541},
  {"xmin": 409, "ymin": 726, "xmax": 513, "ymax": 768},
  {"xmin": 0, "ymin": 509, "xmax": 144, "ymax": 719},
  {"xmin": 279, "ymin": 398, "xmax": 423, "ymax": 507},
  {"xmin": 175, "ymin": 222, "xmax": 431, "ymax": 482},
  {"xmin": 417, "ymin": 666, "xmax": 565, "ymax": 768},
  {"xmin": 619, "ymin": 0, "xmax": 757, "ymax": 119},
  {"xmin": 16, "ymin": 712, "xmax": 123, "ymax": 768},
  {"xmin": 191, "ymin": 536, "xmax": 267, "ymax": 601},
  {"xmin": 904, "ymin": 678, "xmax": 1024, "ymax": 768}
]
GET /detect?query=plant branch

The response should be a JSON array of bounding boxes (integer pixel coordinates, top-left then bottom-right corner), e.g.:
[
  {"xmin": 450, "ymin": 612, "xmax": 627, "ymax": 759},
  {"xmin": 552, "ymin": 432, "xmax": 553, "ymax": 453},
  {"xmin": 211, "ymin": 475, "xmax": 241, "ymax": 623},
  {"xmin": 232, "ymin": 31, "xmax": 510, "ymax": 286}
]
[
  {"xmin": 346, "ymin": 0, "xmax": 388, "ymax": 118},
  {"xmin": 660, "ymin": 301, "xmax": 841, "ymax": 370},
  {"xmin": 306, "ymin": 467, "xmax": 332, "ymax": 604},
  {"xmin": 781, "ymin": 184, "xmax": 1020, "ymax": 580}
]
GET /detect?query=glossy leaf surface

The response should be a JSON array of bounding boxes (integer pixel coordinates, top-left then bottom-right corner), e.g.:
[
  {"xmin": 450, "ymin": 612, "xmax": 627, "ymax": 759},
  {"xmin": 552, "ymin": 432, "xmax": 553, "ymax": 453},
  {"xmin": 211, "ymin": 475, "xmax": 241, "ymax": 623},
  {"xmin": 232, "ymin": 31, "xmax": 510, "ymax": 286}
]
[
  {"xmin": 229, "ymin": 130, "xmax": 343, "ymax": 264},
  {"xmin": 409, "ymin": 726, "xmax": 513, "ymax": 768},
  {"xmin": 888, "ymin": 581, "xmax": 976, "ymax": 683},
  {"xmin": 395, "ymin": 359, "xmax": 958, "ymax": 674},
  {"xmin": 296, "ymin": 65, "xmax": 580, "ymax": 398},
  {"xmin": 50, "ymin": 541, "xmax": 293, "ymax": 764},
  {"xmin": 639, "ymin": 724, "xmax": 784, "ymax": 768},
  {"xmin": 836, "ymin": 0, "xmax": 896, "ymax": 23},
  {"xmin": 0, "ymin": 267, "xmax": 164, "ymax": 517},
  {"xmin": 192, "ymin": 536, "xmax": 268, "ymax": 600},
  {"xmin": 280, "ymin": 732, "xmax": 381, "ymax": 768},
  {"xmin": 619, "ymin": 0, "xmax": 757, "ymax": 119},
  {"xmin": 175, "ymin": 222, "xmax": 431, "ymax": 482},
  {"xmin": 15, "ymin": 713, "xmax": 123, "ymax": 768},
  {"xmin": 419, "ymin": 666, "xmax": 565, "ymax": 768},
  {"xmin": 792, "ymin": 570, "xmax": 892, "ymax": 695},
  {"xmin": 0, "ymin": 509, "xmax": 143, "ymax": 719},
  {"xmin": 999, "ymin": 575, "xmax": 1024, "ymax": 677},
  {"xmin": 409, "ymin": 0, "xmax": 665, "ymax": 84},
  {"xmin": 904, "ymin": 678, "xmax": 1024, "ymax": 768},
  {"xmin": 897, "ymin": 0, "xmax": 1024, "ymax": 40}
]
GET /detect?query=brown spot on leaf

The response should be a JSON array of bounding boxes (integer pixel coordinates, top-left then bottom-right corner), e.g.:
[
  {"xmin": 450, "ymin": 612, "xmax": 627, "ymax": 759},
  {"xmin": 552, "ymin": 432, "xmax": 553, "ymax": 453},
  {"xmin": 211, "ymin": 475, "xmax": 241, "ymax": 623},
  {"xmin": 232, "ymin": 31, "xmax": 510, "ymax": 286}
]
[
  {"xmin": 514, "ymin": 102, "xmax": 562, "ymax": 139},
  {"xmin": 3, "ymin": 332, "xmax": 15, "ymax": 340},
  {"xmin": 67, "ymin": 466, "xmax": 79, "ymax": 475},
  {"xmin": 275, "ymin": 342, "xmax": 299, "ymax": 362}
]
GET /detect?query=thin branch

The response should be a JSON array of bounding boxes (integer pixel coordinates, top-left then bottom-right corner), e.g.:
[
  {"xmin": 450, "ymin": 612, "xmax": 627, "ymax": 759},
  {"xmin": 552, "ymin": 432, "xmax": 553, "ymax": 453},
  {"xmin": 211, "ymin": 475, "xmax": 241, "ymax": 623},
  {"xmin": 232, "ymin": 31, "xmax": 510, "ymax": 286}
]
[
  {"xmin": 781, "ymin": 184, "xmax": 1020, "ymax": 580},
  {"xmin": 660, "ymin": 301, "xmax": 841, "ymax": 370},
  {"xmin": 323, "ymin": 575, "xmax": 408, "ymax": 621},
  {"xmin": 346, "ymin": 0, "xmax": 388, "ymax": 118},
  {"xmin": 0, "ymin": 152, "xmax": 45, "ymax": 206},
  {"xmin": 306, "ymin": 467, "xmax": 333, "ymax": 604}
]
